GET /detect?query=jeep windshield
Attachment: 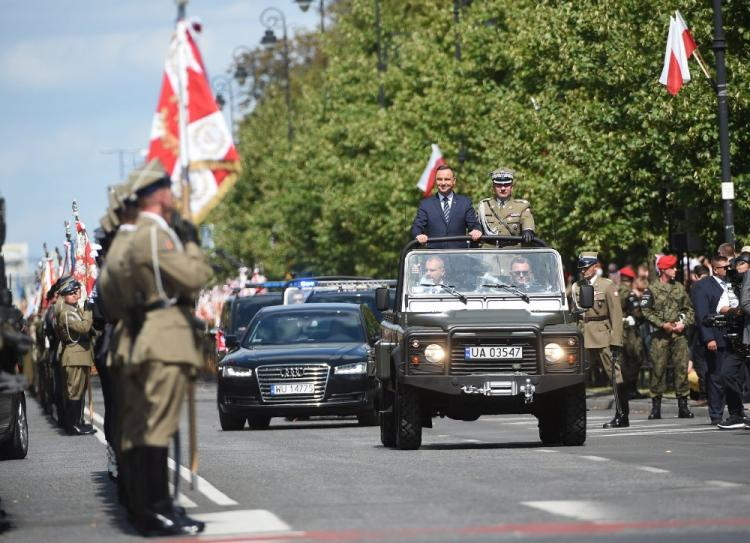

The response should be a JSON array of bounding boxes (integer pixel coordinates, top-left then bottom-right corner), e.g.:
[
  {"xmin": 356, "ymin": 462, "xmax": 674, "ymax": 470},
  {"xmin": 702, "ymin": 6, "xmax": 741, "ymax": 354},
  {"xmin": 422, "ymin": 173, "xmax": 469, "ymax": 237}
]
[{"xmin": 402, "ymin": 249, "xmax": 566, "ymax": 312}]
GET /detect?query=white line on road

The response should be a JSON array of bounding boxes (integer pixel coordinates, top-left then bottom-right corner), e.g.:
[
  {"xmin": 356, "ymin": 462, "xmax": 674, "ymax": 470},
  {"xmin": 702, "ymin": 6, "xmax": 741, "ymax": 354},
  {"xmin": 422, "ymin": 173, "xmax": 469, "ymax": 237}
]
[
  {"xmin": 86, "ymin": 407, "xmax": 238, "ymax": 507},
  {"xmin": 578, "ymin": 455, "xmax": 609, "ymax": 462},
  {"xmin": 595, "ymin": 427, "xmax": 718, "ymax": 438},
  {"xmin": 189, "ymin": 509, "xmax": 292, "ymax": 537},
  {"xmin": 705, "ymin": 480, "xmax": 743, "ymax": 488},
  {"xmin": 522, "ymin": 500, "xmax": 614, "ymax": 522},
  {"xmin": 535, "ymin": 449, "xmax": 559, "ymax": 453},
  {"xmin": 637, "ymin": 466, "xmax": 670, "ymax": 474}
]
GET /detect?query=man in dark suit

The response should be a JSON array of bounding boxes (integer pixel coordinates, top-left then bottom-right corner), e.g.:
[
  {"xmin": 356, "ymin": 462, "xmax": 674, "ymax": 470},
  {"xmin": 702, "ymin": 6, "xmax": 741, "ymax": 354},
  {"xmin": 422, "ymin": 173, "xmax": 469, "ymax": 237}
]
[
  {"xmin": 691, "ymin": 255, "xmax": 734, "ymax": 424},
  {"xmin": 411, "ymin": 164, "xmax": 482, "ymax": 249}
]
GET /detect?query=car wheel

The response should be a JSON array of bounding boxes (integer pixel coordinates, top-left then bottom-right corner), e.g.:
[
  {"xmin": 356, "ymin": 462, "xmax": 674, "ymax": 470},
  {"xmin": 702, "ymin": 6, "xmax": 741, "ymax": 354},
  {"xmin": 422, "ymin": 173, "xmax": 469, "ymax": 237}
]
[
  {"xmin": 247, "ymin": 415, "xmax": 272, "ymax": 429},
  {"xmin": 218, "ymin": 409, "xmax": 246, "ymax": 431},
  {"xmin": 0, "ymin": 394, "xmax": 29, "ymax": 460},
  {"xmin": 357, "ymin": 410, "xmax": 379, "ymax": 427},
  {"xmin": 559, "ymin": 384, "xmax": 586, "ymax": 446},
  {"xmin": 379, "ymin": 389, "xmax": 396, "ymax": 447},
  {"xmin": 537, "ymin": 412, "xmax": 561, "ymax": 445},
  {"xmin": 395, "ymin": 381, "xmax": 422, "ymax": 450}
]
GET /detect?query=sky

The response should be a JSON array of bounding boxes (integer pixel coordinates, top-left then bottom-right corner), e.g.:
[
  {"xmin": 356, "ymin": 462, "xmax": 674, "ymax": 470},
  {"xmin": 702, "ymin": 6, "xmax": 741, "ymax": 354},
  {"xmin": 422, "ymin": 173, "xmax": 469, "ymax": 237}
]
[{"xmin": 0, "ymin": 0, "xmax": 319, "ymax": 268}]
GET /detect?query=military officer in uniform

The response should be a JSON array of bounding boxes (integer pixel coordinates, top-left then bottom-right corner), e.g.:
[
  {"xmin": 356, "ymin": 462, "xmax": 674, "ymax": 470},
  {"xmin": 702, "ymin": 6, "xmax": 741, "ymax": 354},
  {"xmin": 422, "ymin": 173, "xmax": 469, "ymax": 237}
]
[
  {"xmin": 571, "ymin": 252, "xmax": 626, "ymax": 428},
  {"xmin": 56, "ymin": 278, "xmax": 96, "ymax": 435},
  {"xmin": 618, "ymin": 266, "xmax": 647, "ymax": 398},
  {"xmin": 477, "ymin": 168, "xmax": 535, "ymax": 243},
  {"xmin": 642, "ymin": 254, "xmax": 695, "ymax": 420},
  {"xmin": 117, "ymin": 159, "xmax": 211, "ymax": 536}
]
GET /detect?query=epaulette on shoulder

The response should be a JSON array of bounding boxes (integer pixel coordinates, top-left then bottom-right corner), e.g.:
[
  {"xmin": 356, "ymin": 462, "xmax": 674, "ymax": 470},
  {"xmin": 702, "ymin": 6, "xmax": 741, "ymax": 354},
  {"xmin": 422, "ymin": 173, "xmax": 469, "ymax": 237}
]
[{"xmin": 514, "ymin": 199, "xmax": 529, "ymax": 204}]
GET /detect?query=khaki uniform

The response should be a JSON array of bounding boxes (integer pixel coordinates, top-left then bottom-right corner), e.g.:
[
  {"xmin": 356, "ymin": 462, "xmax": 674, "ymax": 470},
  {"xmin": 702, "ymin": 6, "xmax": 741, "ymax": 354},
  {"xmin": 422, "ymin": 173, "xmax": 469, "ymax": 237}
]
[
  {"xmin": 642, "ymin": 280, "xmax": 694, "ymax": 398},
  {"xmin": 572, "ymin": 276, "xmax": 624, "ymax": 383},
  {"xmin": 477, "ymin": 197, "xmax": 535, "ymax": 237},
  {"xmin": 119, "ymin": 212, "xmax": 212, "ymax": 451},
  {"xmin": 56, "ymin": 303, "xmax": 94, "ymax": 401}
]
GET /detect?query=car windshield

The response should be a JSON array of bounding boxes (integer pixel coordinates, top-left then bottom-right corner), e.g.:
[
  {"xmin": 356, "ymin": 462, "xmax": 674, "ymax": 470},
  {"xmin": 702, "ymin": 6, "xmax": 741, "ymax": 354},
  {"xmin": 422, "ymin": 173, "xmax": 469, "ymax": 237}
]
[
  {"xmin": 405, "ymin": 249, "xmax": 563, "ymax": 297},
  {"xmin": 244, "ymin": 310, "xmax": 365, "ymax": 346}
]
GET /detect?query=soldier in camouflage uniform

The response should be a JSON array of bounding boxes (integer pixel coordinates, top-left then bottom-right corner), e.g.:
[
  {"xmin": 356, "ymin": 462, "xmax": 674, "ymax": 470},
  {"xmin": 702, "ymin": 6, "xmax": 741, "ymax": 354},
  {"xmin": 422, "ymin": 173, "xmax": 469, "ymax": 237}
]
[
  {"xmin": 618, "ymin": 266, "xmax": 647, "ymax": 398},
  {"xmin": 642, "ymin": 254, "xmax": 695, "ymax": 419},
  {"xmin": 477, "ymin": 168, "xmax": 535, "ymax": 244}
]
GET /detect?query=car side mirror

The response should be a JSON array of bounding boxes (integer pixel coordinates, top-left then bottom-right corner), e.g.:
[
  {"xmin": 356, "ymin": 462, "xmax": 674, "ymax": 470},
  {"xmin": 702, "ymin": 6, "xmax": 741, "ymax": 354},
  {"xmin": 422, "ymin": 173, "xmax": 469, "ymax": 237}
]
[
  {"xmin": 375, "ymin": 287, "xmax": 390, "ymax": 311},
  {"xmin": 578, "ymin": 284, "xmax": 594, "ymax": 309},
  {"xmin": 225, "ymin": 334, "xmax": 239, "ymax": 350}
]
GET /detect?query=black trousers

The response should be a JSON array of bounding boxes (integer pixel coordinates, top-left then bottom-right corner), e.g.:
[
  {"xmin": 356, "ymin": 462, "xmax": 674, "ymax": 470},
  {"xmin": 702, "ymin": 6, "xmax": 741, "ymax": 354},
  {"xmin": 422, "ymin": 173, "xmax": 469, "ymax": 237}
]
[
  {"xmin": 719, "ymin": 347, "xmax": 748, "ymax": 417},
  {"xmin": 704, "ymin": 347, "xmax": 728, "ymax": 421}
]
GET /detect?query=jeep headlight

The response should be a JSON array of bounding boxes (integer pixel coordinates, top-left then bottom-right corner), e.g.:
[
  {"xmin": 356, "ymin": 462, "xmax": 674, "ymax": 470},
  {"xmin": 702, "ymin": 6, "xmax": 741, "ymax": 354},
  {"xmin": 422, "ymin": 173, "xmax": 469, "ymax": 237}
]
[
  {"xmin": 222, "ymin": 366, "xmax": 253, "ymax": 377},
  {"xmin": 424, "ymin": 344, "xmax": 445, "ymax": 363},
  {"xmin": 544, "ymin": 342, "xmax": 565, "ymax": 363},
  {"xmin": 335, "ymin": 362, "xmax": 367, "ymax": 375}
]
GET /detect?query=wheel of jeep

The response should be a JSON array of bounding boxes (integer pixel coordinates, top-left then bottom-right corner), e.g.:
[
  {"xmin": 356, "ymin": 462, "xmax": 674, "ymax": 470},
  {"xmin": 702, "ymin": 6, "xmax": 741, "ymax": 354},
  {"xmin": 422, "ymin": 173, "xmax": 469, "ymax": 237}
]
[
  {"xmin": 357, "ymin": 409, "xmax": 379, "ymax": 427},
  {"xmin": 380, "ymin": 389, "xmax": 397, "ymax": 447},
  {"xmin": 395, "ymin": 381, "xmax": 422, "ymax": 450},
  {"xmin": 537, "ymin": 412, "xmax": 562, "ymax": 445},
  {"xmin": 247, "ymin": 415, "xmax": 272, "ymax": 429},
  {"xmin": 560, "ymin": 384, "xmax": 586, "ymax": 446},
  {"xmin": 218, "ymin": 409, "xmax": 246, "ymax": 431}
]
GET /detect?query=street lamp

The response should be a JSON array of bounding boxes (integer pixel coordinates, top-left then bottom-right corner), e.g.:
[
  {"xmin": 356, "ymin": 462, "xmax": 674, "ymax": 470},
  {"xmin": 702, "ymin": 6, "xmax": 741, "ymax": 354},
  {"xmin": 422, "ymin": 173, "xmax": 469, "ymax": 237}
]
[
  {"xmin": 260, "ymin": 7, "xmax": 293, "ymax": 148},
  {"xmin": 294, "ymin": 0, "xmax": 325, "ymax": 33},
  {"xmin": 212, "ymin": 75, "xmax": 236, "ymax": 141},
  {"xmin": 232, "ymin": 45, "xmax": 261, "ymax": 105}
]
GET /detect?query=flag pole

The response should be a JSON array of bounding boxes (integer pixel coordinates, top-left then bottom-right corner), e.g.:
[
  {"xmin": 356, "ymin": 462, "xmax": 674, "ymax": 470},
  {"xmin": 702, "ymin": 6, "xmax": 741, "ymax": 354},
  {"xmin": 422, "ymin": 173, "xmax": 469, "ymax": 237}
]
[{"xmin": 175, "ymin": 0, "xmax": 199, "ymax": 492}]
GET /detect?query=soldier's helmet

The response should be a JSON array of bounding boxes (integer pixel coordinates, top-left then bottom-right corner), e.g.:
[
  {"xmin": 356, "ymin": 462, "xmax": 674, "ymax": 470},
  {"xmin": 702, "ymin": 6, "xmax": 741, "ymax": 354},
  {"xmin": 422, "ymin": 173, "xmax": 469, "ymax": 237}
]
[
  {"xmin": 489, "ymin": 168, "xmax": 514, "ymax": 186},
  {"xmin": 577, "ymin": 252, "xmax": 599, "ymax": 269}
]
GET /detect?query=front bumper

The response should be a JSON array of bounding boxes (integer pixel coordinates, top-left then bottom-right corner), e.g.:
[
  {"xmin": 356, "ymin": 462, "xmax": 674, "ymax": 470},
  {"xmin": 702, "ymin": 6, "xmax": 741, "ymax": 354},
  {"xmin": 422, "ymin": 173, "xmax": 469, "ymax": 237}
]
[{"xmin": 402, "ymin": 373, "xmax": 584, "ymax": 396}]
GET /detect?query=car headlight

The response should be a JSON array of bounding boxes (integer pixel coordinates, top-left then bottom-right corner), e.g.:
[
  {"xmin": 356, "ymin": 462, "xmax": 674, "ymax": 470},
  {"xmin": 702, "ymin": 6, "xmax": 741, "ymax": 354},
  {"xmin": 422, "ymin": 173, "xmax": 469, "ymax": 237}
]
[
  {"xmin": 221, "ymin": 366, "xmax": 253, "ymax": 378},
  {"xmin": 424, "ymin": 344, "xmax": 445, "ymax": 363},
  {"xmin": 544, "ymin": 342, "xmax": 565, "ymax": 363},
  {"xmin": 334, "ymin": 362, "xmax": 367, "ymax": 375}
]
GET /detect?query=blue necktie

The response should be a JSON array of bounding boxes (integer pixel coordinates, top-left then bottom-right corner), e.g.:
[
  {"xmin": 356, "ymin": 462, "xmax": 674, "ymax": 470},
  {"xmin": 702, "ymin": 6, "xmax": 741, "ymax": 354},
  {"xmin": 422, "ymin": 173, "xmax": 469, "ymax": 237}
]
[{"xmin": 442, "ymin": 197, "xmax": 450, "ymax": 223}]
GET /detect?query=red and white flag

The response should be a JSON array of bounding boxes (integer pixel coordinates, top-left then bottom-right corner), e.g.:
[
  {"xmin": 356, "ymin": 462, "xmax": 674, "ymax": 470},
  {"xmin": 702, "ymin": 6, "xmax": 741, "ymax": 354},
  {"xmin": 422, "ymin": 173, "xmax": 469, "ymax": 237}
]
[
  {"xmin": 659, "ymin": 15, "xmax": 691, "ymax": 95},
  {"xmin": 148, "ymin": 17, "xmax": 240, "ymax": 222},
  {"xmin": 39, "ymin": 256, "xmax": 56, "ymax": 310},
  {"xmin": 416, "ymin": 144, "xmax": 445, "ymax": 197},
  {"xmin": 674, "ymin": 11, "xmax": 697, "ymax": 59},
  {"xmin": 72, "ymin": 216, "xmax": 98, "ymax": 301}
]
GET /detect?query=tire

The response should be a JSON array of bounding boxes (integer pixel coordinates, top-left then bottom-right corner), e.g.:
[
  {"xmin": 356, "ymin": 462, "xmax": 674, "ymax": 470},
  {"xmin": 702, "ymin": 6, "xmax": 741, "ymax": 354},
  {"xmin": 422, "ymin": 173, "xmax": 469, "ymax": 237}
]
[
  {"xmin": 395, "ymin": 382, "xmax": 422, "ymax": 450},
  {"xmin": 379, "ymin": 389, "xmax": 397, "ymax": 447},
  {"xmin": 0, "ymin": 394, "xmax": 29, "ymax": 460},
  {"xmin": 357, "ymin": 410, "xmax": 379, "ymax": 427},
  {"xmin": 560, "ymin": 384, "xmax": 587, "ymax": 446},
  {"xmin": 537, "ymin": 412, "xmax": 561, "ymax": 445},
  {"xmin": 247, "ymin": 415, "xmax": 272, "ymax": 429},
  {"xmin": 218, "ymin": 409, "xmax": 246, "ymax": 431}
]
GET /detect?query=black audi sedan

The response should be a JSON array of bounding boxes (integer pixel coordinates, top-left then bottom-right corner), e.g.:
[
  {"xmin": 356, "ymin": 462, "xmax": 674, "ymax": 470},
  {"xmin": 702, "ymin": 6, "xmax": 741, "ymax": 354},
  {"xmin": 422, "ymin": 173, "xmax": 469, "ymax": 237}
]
[{"xmin": 217, "ymin": 303, "xmax": 381, "ymax": 430}]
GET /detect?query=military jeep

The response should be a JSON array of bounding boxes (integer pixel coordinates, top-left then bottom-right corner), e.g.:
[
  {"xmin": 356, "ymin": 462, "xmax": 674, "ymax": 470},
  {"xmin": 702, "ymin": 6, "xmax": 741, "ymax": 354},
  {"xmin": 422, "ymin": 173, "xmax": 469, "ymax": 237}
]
[{"xmin": 374, "ymin": 236, "xmax": 592, "ymax": 450}]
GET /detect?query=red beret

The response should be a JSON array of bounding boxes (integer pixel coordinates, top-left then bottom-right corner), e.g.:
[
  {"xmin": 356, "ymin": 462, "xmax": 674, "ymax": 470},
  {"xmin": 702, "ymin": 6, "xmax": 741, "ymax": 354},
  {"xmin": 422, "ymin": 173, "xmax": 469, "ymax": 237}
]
[
  {"xmin": 657, "ymin": 255, "xmax": 678, "ymax": 270},
  {"xmin": 619, "ymin": 266, "xmax": 636, "ymax": 279}
]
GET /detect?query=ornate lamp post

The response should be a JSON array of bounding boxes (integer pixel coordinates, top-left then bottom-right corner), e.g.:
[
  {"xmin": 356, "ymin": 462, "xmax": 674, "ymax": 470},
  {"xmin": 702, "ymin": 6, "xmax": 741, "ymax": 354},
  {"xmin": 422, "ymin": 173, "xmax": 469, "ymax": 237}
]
[
  {"xmin": 260, "ymin": 7, "xmax": 293, "ymax": 148},
  {"xmin": 212, "ymin": 75, "xmax": 236, "ymax": 140},
  {"xmin": 294, "ymin": 0, "xmax": 325, "ymax": 33}
]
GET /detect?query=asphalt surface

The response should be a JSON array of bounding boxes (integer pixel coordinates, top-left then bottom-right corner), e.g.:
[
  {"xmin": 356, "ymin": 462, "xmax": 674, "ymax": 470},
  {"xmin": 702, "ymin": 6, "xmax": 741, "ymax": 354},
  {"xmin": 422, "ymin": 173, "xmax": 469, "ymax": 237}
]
[{"xmin": 2, "ymin": 382, "xmax": 750, "ymax": 543}]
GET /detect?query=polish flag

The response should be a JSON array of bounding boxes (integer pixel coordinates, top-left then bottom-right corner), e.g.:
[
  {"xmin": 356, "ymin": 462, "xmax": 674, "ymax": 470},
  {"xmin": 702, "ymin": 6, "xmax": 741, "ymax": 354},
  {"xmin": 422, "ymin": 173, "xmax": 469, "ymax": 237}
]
[
  {"xmin": 416, "ymin": 144, "xmax": 445, "ymax": 197},
  {"xmin": 73, "ymin": 219, "xmax": 98, "ymax": 301},
  {"xmin": 659, "ymin": 16, "xmax": 691, "ymax": 95},
  {"xmin": 674, "ymin": 11, "xmax": 697, "ymax": 59},
  {"xmin": 148, "ymin": 17, "xmax": 240, "ymax": 222}
]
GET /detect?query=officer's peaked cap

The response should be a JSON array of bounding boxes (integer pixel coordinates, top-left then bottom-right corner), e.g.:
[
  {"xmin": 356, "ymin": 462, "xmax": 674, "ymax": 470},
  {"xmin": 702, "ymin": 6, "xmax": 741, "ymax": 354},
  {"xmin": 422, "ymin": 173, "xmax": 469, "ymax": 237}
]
[
  {"xmin": 58, "ymin": 276, "xmax": 81, "ymax": 296},
  {"xmin": 130, "ymin": 159, "xmax": 172, "ymax": 198},
  {"xmin": 733, "ymin": 252, "xmax": 750, "ymax": 266},
  {"xmin": 490, "ymin": 167, "xmax": 515, "ymax": 185},
  {"xmin": 577, "ymin": 251, "xmax": 599, "ymax": 269}
]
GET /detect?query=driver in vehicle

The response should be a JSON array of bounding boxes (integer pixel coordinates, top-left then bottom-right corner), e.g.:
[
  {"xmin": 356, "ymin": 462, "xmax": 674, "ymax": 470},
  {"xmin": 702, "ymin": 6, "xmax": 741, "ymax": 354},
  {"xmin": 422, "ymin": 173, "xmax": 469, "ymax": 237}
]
[{"xmin": 412, "ymin": 255, "xmax": 448, "ymax": 293}]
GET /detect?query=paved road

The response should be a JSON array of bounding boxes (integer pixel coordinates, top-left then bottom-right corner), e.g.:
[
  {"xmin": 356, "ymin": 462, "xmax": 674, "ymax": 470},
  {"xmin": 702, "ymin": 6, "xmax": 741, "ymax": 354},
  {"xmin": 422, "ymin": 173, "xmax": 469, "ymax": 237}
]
[{"xmin": 2, "ymin": 382, "xmax": 749, "ymax": 542}]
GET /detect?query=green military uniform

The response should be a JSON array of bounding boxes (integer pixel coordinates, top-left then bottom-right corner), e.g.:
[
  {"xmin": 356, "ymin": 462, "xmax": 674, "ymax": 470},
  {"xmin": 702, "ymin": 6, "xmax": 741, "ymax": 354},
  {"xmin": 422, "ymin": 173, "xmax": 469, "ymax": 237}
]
[
  {"xmin": 642, "ymin": 280, "xmax": 694, "ymax": 398},
  {"xmin": 572, "ymin": 275, "xmax": 623, "ymax": 383},
  {"xmin": 57, "ymin": 301, "xmax": 94, "ymax": 401},
  {"xmin": 619, "ymin": 283, "xmax": 646, "ymax": 390}
]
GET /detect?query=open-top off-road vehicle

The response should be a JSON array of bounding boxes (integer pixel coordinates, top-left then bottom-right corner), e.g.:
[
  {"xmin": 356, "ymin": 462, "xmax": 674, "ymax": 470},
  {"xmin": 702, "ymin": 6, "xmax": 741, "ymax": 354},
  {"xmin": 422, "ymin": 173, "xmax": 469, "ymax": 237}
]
[{"xmin": 374, "ymin": 236, "xmax": 593, "ymax": 450}]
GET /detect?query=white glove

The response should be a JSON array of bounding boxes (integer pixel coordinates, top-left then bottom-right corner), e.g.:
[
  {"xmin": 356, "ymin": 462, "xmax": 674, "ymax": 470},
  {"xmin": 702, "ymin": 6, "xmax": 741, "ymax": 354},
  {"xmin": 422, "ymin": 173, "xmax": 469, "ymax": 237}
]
[{"xmin": 624, "ymin": 315, "xmax": 636, "ymax": 327}]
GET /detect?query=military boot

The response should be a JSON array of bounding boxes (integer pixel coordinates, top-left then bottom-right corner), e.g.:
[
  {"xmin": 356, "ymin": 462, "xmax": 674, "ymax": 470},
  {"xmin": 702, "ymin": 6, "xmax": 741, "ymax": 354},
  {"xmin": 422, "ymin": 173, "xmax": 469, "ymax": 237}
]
[
  {"xmin": 648, "ymin": 396, "xmax": 662, "ymax": 420},
  {"xmin": 71, "ymin": 400, "xmax": 96, "ymax": 435},
  {"xmin": 677, "ymin": 396, "xmax": 695, "ymax": 418},
  {"xmin": 62, "ymin": 400, "xmax": 77, "ymax": 435},
  {"xmin": 603, "ymin": 384, "xmax": 630, "ymax": 428}
]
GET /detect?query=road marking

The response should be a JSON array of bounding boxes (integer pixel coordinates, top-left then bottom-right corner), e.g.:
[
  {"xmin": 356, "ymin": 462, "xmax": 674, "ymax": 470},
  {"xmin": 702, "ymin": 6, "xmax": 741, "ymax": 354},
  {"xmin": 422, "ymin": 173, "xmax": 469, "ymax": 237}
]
[
  {"xmin": 578, "ymin": 455, "xmax": 609, "ymax": 462},
  {"xmin": 705, "ymin": 480, "xmax": 743, "ymax": 488},
  {"xmin": 595, "ymin": 427, "xmax": 718, "ymax": 438},
  {"xmin": 522, "ymin": 500, "xmax": 614, "ymax": 522},
  {"xmin": 189, "ymin": 509, "xmax": 292, "ymax": 537},
  {"xmin": 85, "ymin": 407, "xmax": 238, "ymax": 507},
  {"xmin": 536, "ymin": 449, "xmax": 559, "ymax": 453},
  {"xmin": 637, "ymin": 466, "xmax": 670, "ymax": 474}
]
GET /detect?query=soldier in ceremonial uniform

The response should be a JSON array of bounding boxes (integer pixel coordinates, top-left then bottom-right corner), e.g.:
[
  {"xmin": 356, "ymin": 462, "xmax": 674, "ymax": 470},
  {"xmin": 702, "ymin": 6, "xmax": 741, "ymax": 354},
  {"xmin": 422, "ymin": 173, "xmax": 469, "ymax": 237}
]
[
  {"xmin": 116, "ymin": 159, "xmax": 211, "ymax": 536},
  {"xmin": 477, "ymin": 168, "xmax": 535, "ymax": 243},
  {"xmin": 642, "ymin": 254, "xmax": 695, "ymax": 420},
  {"xmin": 618, "ymin": 266, "xmax": 647, "ymax": 398},
  {"xmin": 571, "ymin": 252, "xmax": 626, "ymax": 428},
  {"xmin": 56, "ymin": 278, "xmax": 96, "ymax": 435}
]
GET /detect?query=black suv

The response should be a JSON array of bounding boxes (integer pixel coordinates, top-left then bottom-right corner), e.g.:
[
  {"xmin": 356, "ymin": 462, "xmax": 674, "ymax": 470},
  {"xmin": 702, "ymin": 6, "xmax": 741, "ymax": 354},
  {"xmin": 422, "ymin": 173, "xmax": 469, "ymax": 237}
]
[
  {"xmin": 374, "ymin": 236, "xmax": 593, "ymax": 450},
  {"xmin": 216, "ymin": 293, "xmax": 283, "ymax": 358}
]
